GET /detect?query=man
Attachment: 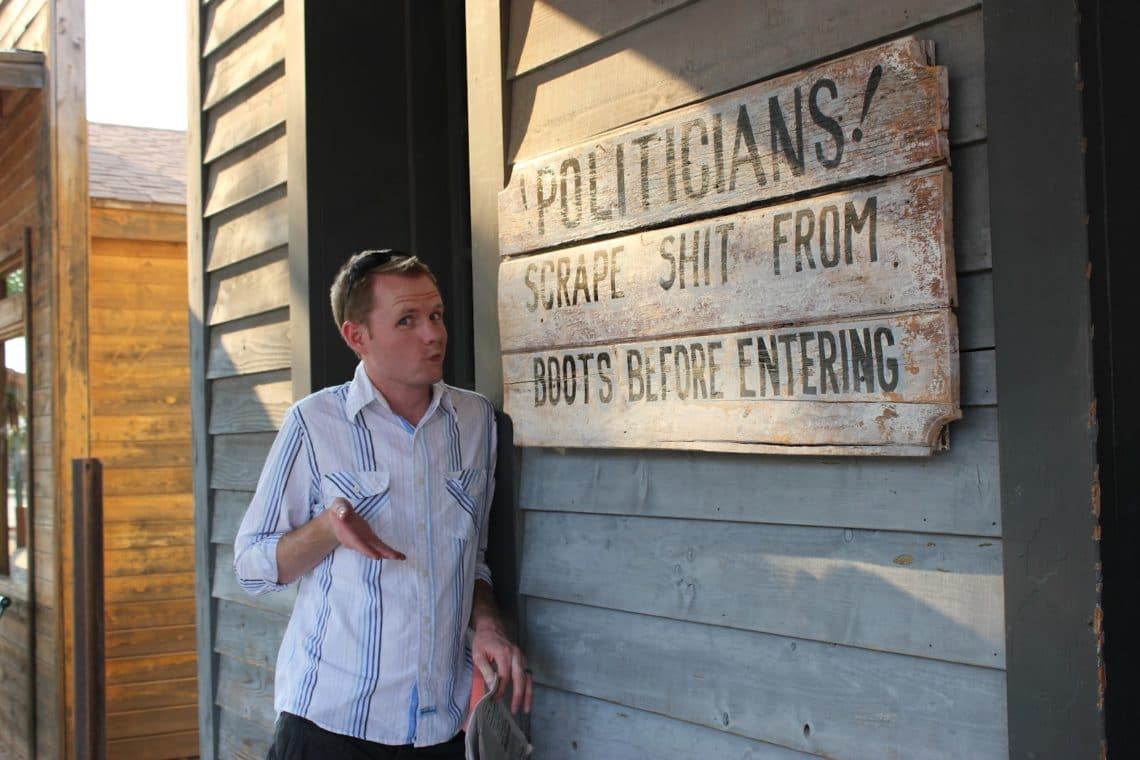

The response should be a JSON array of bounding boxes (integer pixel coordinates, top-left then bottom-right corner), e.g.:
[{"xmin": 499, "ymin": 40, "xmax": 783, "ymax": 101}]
[{"xmin": 235, "ymin": 249, "xmax": 532, "ymax": 759}]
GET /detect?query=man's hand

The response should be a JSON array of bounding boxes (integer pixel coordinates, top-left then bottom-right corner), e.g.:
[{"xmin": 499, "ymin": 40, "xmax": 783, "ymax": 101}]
[
  {"xmin": 471, "ymin": 582, "xmax": 533, "ymax": 715},
  {"xmin": 327, "ymin": 498, "xmax": 406, "ymax": 561}
]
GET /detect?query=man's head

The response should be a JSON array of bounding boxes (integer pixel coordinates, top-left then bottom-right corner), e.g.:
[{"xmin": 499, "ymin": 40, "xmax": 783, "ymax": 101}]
[
  {"xmin": 330, "ymin": 249, "xmax": 438, "ymax": 328},
  {"xmin": 330, "ymin": 249, "xmax": 447, "ymax": 398}
]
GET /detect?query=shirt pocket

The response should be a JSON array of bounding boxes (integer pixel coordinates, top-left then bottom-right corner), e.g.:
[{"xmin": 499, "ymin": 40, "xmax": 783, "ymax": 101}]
[
  {"xmin": 320, "ymin": 470, "xmax": 392, "ymax": 522},
  {"xmin": 443, "ymin": 468, "xmax": 486, "ymax": 540}
]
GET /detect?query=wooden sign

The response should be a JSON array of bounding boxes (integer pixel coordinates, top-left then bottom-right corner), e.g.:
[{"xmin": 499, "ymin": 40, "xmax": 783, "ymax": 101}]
[
  {"xmin": 498, "ymin": 37, "xmax": 947, "ymax": 255},
  {"xmin": 498, "ymin": 38, "xmax": 959, "ymax": 455},
  {"xmin": 498, "ymin": 168, "xmax": 954, "ymax": 353}
]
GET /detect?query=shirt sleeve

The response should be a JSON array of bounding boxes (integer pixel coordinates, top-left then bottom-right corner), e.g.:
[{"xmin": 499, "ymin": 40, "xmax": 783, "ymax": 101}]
[
  {"xmin": 233, "ymin": 406, "xmax": 317, "ymax": 594},
  {"xmin": 474, "ymin": 403, "xmax": 498, "ymax": 588}
]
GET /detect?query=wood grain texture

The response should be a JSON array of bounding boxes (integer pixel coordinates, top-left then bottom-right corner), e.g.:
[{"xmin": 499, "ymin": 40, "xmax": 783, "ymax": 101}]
[
  {"xmin": 210, "ymin": 489, "xmax": 255, "ymax": 544},
  {"xmin": 531, "ymin": 686, "xmax": 817, "ymax": 759},
  {"xmin": 202, "ymin": 7, "xmax": 284, "ymax": 110},
  {"xmin": 506, "ymin": 0, "xmax": 695, "ymax": 78},
  {"xmin": 205, "ymin": 185, "xmax": 288, "ymax": 271},
  {"xmin": 504, "ymin": 309, "xmax": 960, "ymax": 454},
  {"xmin": 214, "ymin": 648, "xmax": 278, "ymax": 727},
  {"xmin": 207, "ymin": 248, "xmax": 289, "ymax": 325},
  {"xmin": 213, "ymin": 598, "xmax": 287, "ymax": 671},
  {"xmin": 207, "ymin": 308, "xmax": 291, "ymax": 379},
  {"xmin": 88, "ymin": 205, "xmax": 187, "ymax": 242},
  {"xmin": 518, "ymin": 405, "xmax": 1000, "ymax": 535},
  {"xmin": 203, "ymin": 0, "xmax": 281, "ymax": 58},
  {"xmin": 209, "ymin": 369, "xmax": 291, "ymax": 434},
  {"xmin": 203, "ymin": 127, "xmax": 287, "ymax": 217},
  {"xmin": 507, "ymin": 0, "xmax": 976, "ymax": 164},
  {"xmin": 210, "ymin": 432, "xmax": 275, "ymax": 490},
  {"xmin": 204, "ymin": 70, "xmax": 285, "ymax": 163},
  {"xmin": 501, "ymin": 37, "xmax": 948, "ymax": 254},
  {"xmin": 213, "ymin": 544, "xmax": 296, "ymax": 617},
  {"xmin": 217, "ymin": 706, "xmax": 275, "ymax": 760},
  {"xmin": 526, "ymin": 598, "xmax": 1008, "ymax": 758},
  {"xmin": 521, "ymin": 512, "xmax": 1005, "ymax": 667},
  {"xmin": 500, "ymin": 168, "xmax": 955, "ymax": 352}
]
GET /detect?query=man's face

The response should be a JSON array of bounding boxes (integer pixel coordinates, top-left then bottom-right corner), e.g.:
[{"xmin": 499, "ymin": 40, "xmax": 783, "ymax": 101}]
[{"xmin": 344, "ymin": 273, "xmax": 447, "ymax": 395}]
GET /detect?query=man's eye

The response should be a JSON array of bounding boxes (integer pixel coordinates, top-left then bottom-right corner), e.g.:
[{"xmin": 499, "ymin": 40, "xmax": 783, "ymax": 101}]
[
  {"xmin": 397, "ymin": 317, "xmax": 411, "ymax": 327},
  {"xmin": 430, "ymin": 312, "xmax": 443, "ymax": 321}
]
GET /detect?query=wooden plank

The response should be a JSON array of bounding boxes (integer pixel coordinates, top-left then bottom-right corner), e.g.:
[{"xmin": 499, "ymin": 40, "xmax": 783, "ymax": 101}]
[
  {"xmin": 204, "ymin": 70, "xmax": 285, "ymax": 162},
  {"xmin": 99, "ymin": 465, "xmax": 191, "ymax": 497},
  {"xmin": 88, "ymin": 205, "xmax": 187, "ymax": 242},
  {"xmin": 203, "ymin": 0, "xmax": 280, "ymax": 57},
  {"xmin": 104, "ymin": 545, "xmax": 196, "ymax": 576},
  {"xmin": 106, "ymin": 624, "xmax": 197, "ymax": 658},
  {"xmin": 105, "ymin": 677, "xmax": 198, "ymax": 712},
  {"xmin": 106, "ymin": 651, "xmax": 199, "ymax": 686},
  {"xmin": 525, "ymin": 599, "xmax": 1008, "ymax": 757},
  {"xmin": 518, "ymin": 405, "xmax": 1001, "ymax": 536},
  {"xmin": 103, "ymin": 520, "xmax": 193, "ymax": 550},
  {"xmin": 0, "ymin": 0, "xmax": 44, "ymax": 51},
  {"xmin": 89, "ymin": 278, "xmax": 189, "ymax": 309},
  {"xmin": 506, "ymin": 0, "xmax": 695, "ymax": 78},
  {"xmin": 213, "ymin": 599, "xmax": 287, "ymax": 671},
  {"xmin": 466, "ymin": 0, "xmax": 508, "ymax": 402},
  {"xmin": 207, "ymin": 309, "xmax": 291, "ymax": 379},
  {"xmin": 504, "ymin": 309, "xmax": 961, "ymax": 454},
  {"xmin": 213, "ymin": 544, "xmax": 297, "ymax": 617},
  {"xmin": 91, "ymin": 415, "xmax": 191, "ymax": 444},
  {"xmin": 500, "ymin": 168, "xmax": 954, "ymax": 352},
  {"xmin": 217, "ymin": 704, "xmax": 275, "ymax": 760},
  {"xmin": 207, "ymin": 248, "xmax": 289, "ymax": 325},
  {"xmin": 106, "ymin": 704, "xmax": 198, "ymax": 740},
  {"xmin": 210, "ymin": 432, "xmax": 274, "ymax": 490},
  {"xmin": 532, "ymin": 686, "xmax": 816, "ymax": 759},
  {"xmin": 91, "ymin": 384, "xmax": 191, "ymax": 416},
  {"xmin": 108, "ymin": 730, "xmax": 200, "ymax": 760},
  {"xmin": 215, "ymin": 653, "xmax": 277, "ymax": 727},
  {"xmin": 90, "ymin": 306, "xmax": 189, "ymax": 336},
  {"xmin": 952, "ymin": 142, "xmax": 990, "ymax": 273},
  {"xmin": 205, "ymin": 185, "xmax": 287, "ymax": 271},
  {"xmin": 210, "ymin": 489, "xmax": 255, "ymax": 545},
  {"xmin": 203, "ymin": 127, "xmax": 287, "ymax": 217},
  {"xmin": 89, "ymin": 247, "xmax": 186, "ymax": 278},
  {"xmin": 105, "ymin": 599, "xmax": 198, "ymax": 632},
  {"xmin": 962, "ymin": 348, "xmax": 996, "ymax": 407},
  {"xmin": 500, "ymin": 37, "xmax": 948, "ymax": 255},
  {"xmin": 102, "ymin": 493, "xmax": 195, "ymax": 524},
  {"xmin": 521, "ymin": 512, "xmax": 1005, "ymax": 668},
  {"xmin": 508, "ymin": 1, "xmax": 978, "ymax": 164},
  {"xmin": 105, "ymin": 573, "xmax": 196, "ymax": 604},
  {"xmin": 958, "ymin": 273, "xmax": 994, "ymax": 349},
  {"xmin": 202, "ymin": 9, "xmax": 285, "ymax": 110},
  {"xmin": 209, "ymin": 369, "xmax": 292, "ymax": 434}
]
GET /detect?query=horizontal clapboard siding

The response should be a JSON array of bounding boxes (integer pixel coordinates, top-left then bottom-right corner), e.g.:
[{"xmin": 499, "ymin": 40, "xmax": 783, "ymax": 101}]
[
  {"xmin": 507, "ymin": 2, "xmax": 1004, "ymax": 757},
  {"xmin": 195, "ymin": 1, "xmax": 292, "ymax": 757}
]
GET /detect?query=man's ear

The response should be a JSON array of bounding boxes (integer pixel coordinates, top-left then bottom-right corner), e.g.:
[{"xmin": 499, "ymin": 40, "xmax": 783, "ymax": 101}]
[{"xmin": 341, "ymin": 320, "xmax": 366, "ymax": 353}]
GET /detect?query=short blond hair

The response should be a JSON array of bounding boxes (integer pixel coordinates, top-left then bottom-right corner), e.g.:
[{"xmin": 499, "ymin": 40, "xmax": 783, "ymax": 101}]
[{"xmin": 329, "ymin": 249, "xmax": 438, "ymax": 327}]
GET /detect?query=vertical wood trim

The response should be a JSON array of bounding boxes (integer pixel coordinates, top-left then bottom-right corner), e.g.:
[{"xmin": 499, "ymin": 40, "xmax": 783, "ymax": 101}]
[
  {"xmin": 188, "ymin": 1, "xmax": 216, "ymax": 758},
  {"xmin": 984, "ymin": 1, "xmax": 1103, "ymax": 756},
  {"xmin": 285, "ymin": 0, "xmax": 309, "ymax": 401},
  {"xmin": 47, "ymin": 2, "xmax": 88, "ymax": 757},
  {"xmin": 464, "ymin": 0, "xmax": 507, "ymax": 405}
]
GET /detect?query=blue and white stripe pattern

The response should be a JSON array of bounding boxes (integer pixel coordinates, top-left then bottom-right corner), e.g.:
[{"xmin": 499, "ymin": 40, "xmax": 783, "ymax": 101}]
[{"xmin": 233, "ymin": 362, "xmax": 496, "ymax": 747}]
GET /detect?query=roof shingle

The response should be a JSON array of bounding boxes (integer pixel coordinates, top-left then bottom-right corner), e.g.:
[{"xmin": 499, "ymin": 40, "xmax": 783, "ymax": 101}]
[{"xmin": 87, "ymin": 122, "xmax": 186, "ymax": 205}]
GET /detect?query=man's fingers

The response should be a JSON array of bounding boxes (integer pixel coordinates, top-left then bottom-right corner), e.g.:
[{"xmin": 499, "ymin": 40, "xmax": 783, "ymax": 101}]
[
  {"xmin": 370, "ymin": 536, "xmax": 406, "ymax": 561},
  {"xmin": 510, "ymin": 655, "xmax": 527, "ymax": 714}
]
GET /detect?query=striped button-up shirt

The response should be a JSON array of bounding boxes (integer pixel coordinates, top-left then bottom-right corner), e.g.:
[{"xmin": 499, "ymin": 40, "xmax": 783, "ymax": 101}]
[{"xmin": 234, "ymin": 362, "xmax": 496, "ymax": 747}]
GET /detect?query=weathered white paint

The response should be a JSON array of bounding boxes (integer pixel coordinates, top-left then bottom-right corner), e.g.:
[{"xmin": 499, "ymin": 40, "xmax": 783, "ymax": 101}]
[
  {"xmin": 504, "ymin": 309, "xmax": 959, "ymax": 454},
  {"xmin": 499, "ymin": 167, "xmax": 954, "ymax": 352},
  {"xmin": 498, "ymin": 36, "xmax": 947, "ymax": 255}
]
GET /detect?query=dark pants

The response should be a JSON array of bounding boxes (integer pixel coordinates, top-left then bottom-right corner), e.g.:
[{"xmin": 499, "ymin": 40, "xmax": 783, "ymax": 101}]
[{"xmin": 267, "ymin": 713, "xmax": 466, "ymax": 760}]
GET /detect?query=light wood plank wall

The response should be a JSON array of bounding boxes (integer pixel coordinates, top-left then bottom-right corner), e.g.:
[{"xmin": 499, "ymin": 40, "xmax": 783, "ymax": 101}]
[
  {"xmin": 88, "ymin": 207, "xmax": 199, "ymax": 759},
  {"xmin": 192, "ymin": 0, "xmax": 292, "ymax": 757},
  {"xmin": 504, "ymin": 2, "xmax": 1005, "ymax": 757}
]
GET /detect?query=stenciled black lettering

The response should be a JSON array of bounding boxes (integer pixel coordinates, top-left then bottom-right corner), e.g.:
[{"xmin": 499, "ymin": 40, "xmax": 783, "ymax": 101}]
[
  {"xmin": 757, "ymin": 336, "xmax": 780, "ymax": 396},
  {"xmin": 690, "ymin": 343, "xmax": 708, "ymax": 399},
  {"xmin": 626, "ymin": 350, "xmax": 645, "ymax": 402},
  {"xmin": 874, "ymin": 327, "xmax": 899, "ymax": 391},
  {"xmin": 633, "ymin": 133, "xmax": 656, "ymax": 210},
  {"xmin": 708, "ymin": 341, "xmax": 725, "ymax": 399},
  {"xmin": 777, "ymin": 333, "xmax": 798, "ymax": 397},
  {"xmin": 535, "ymin": 167, "xmax": 557, "ymax": 236},
  {"xmin": 817, "ymin": 330, "xmax": 839, "ymax": 393},
  {"xmin": 844, "ymin": 197, "xmax": 878, "ymax": 264},
  {"xmin": 547, "ymin": 356, "xmax": 562, "ymax": 404},
  {"xmin": 577, "ymin": 353, "xmax": 593, "ymax": 404},
  {"xmin": 560, "ymin": 158, "xmax": 583, "ymax": 228},
  {"xmin": 819, "ymin": 205, "xmax": 841, "ymax": 268},
  {"xmin": 772, "ymin": 212, "xmax": 792, "ymax": 276},
  {"xmin": 737, "ymin": 338, "xmax": 756, "ymax": 398},
  {"xmin": 799, "ymin": 332, "xmax": 817, "ymax": 395},
  {"xmin": 562, "ymin": 355, "xmax": 578, "ymax": 404},
  {"xmin": 556, "ymin": 257, "xmax": 571, "ymax": 308},
  {"xmin": 769, "ymin": 87, "xmax": 805, "ymax": 181},
  {"xmin": 610, "ymin": 246, "xmax": 626, "ymax": 299},
  {"xmin": 571, "ymin": 253, "xmax": 591, "ymax": 306},
  {"xmin": 809, "ymin": 78, "xmax": 844, "ymax": 169},
  {"xmin": 715, "ymin": 222, "xmax": 734, "ymax": 284},
  {"xmin": 729, "ymin": 104, "xmax": 766, "ymax": 191},
  {"xmin": 598, "ymin": 352, "xmax": 614, "ymax": 403},
  {"xmin": 795, "ymin": 208, "xmax": 817, "ymax": 272},
  {"xmin": 588, "ymin": 151, "xmax": 612, "ymax": 221},
  {"xmin": 659, "ymin": 235, "xmax": 677, "ymax": 290},
  {"xmin": 659, "ymin": 346, "xmax": 673, "ymax": 400},
  {"xmin": 533, "ymin": 357, "xmax": 547, "ymax": 406},
  {"xmin": 524, "ymin": 263, "xmax": 539, "ymax": 312},
  {"xmin": 681, "ymin": 118, "xmax": 710, "ymax": 199},
  {"xmin": 592, "ymin": 249, "xmax": 609, "ymax": 302},
  {"xmin": 849, "ymin": 328, "xmax": 875, "ymax": 392},
  {"xmin": 674, "ymin": 345, "xmax": 691, "ymax": 400},
  {"xmin": 665, "ymin": 127, "xmax": 678, "ymax": 203}
]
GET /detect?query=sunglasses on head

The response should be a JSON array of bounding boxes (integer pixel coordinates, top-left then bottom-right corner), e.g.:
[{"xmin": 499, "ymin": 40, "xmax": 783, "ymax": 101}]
[{"xmin": 345, "ymin": 249, "xmax": 397, "ymax": 297}]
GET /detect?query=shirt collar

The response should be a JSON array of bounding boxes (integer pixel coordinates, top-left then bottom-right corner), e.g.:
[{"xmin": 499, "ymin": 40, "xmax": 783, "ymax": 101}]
[{"xmin": 344, "ymin": 361, "xmax": 453, "ymax": 423}]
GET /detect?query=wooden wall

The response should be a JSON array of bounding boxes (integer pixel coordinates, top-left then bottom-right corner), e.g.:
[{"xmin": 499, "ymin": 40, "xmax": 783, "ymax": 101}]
[
  {"xmin": 190, "ymin": 0, "xmax": 294, "ymax": 758},
  {"xmin": 89, "ymin": 201, "xmax": 198, "ymax": 759},
  {"xmin": 486, "ymin": 2, "xmax": 1006, "ymax": 757},
  {"xmin": 0, "ymin": 82, "xmax": 44, "ymax": 760},
  {"xmin": 0, "ymin": 0, "xmax": 48, "ymax": 50}
]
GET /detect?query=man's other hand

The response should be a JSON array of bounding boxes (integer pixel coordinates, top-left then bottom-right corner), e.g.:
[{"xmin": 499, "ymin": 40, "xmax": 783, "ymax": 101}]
[{"xmin": 472, "ymin": 619, "xmax": 534, "ymax": 715}]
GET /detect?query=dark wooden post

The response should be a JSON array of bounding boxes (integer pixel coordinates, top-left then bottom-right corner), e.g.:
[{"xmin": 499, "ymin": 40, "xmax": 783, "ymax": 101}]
[{"xmin": 72, "ymin": 458, "xmax": 105, "ymax": 760}]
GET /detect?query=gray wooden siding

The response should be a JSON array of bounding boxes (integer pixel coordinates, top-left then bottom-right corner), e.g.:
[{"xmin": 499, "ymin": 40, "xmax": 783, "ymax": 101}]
[
  {"xmin": 508, "ymin": 2, "xmax": 1006, "ymax": 757},
  {"xmin": 191, "ymin": 1, "xmax": 291, "ymax": 757}
]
